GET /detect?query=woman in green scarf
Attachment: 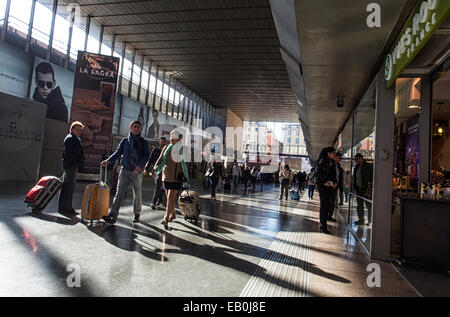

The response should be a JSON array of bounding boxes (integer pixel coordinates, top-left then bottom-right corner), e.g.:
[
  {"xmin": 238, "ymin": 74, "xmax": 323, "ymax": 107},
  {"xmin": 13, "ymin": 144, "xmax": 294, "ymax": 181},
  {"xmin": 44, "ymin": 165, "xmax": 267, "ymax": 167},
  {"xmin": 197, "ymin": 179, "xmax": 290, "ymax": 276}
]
[{"xmin": 155, "ymin": 131, "xmax": 189, "ymax": 225}]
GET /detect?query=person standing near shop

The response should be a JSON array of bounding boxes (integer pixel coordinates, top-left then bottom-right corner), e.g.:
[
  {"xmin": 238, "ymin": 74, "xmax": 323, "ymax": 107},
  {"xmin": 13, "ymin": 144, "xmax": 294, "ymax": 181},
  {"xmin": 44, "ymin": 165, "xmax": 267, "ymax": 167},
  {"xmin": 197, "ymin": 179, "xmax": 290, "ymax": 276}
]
[
  {"xmin": 330, "ymin": 152, "xmax": 344, "ymax": 222},
  {"xmin": 344, "ymin": 170, "xmax": 351, "ymax": 203},
  {"xmin": 316, "ymin": 147, "xmax": 337, "ymax": 234},
  {"xmin": 242, "ymin": 165, "xmax": 251, "ymax": 192},
  {"xmin": 353, "ymin": 153, "xmax": 373, "ymax": 226},
  {"xmin": 101, "ymin": 121, "xmax": 150, "ymax": 224},
  {"xmin": 144, "ymin": 137, "xmax": 167, "ymax": 210},
  {"xmin": 58, "ymin": 121, "xmax": 85, "ymax": 215}
]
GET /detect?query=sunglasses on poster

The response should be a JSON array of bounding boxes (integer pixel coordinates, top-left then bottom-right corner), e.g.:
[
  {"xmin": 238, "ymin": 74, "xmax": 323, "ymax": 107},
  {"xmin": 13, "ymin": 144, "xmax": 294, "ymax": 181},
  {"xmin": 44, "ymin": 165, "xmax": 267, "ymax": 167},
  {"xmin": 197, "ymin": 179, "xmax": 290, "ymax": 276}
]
[{"xmin": 37, "ymin": 80, "xmax": 54, "ymax": 89}]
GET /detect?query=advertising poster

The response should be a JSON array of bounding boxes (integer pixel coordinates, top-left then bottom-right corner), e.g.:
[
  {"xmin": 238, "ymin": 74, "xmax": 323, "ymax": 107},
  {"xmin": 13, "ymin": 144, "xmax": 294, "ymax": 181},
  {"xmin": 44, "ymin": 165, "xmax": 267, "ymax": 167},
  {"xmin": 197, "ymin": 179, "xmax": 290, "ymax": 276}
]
[
  {"xmin": 70, "ymin": 51, "xmax": 119, "ymax": 174},
  {"xmin": 405, "ymin": 115, "xmax": 420, "ymax": 188},
  {"xmin": 30, "ymin": 56, "xmax": 74, "ymax": 123}
]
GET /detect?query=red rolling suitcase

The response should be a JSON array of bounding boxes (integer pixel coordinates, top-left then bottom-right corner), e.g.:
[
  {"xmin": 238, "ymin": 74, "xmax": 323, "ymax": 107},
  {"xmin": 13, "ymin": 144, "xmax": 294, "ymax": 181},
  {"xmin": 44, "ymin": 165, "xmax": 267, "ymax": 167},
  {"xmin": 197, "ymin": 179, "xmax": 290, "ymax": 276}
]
[{"xmin": 24, "ymin": 176, "xmax": 62, "ymax": 214}]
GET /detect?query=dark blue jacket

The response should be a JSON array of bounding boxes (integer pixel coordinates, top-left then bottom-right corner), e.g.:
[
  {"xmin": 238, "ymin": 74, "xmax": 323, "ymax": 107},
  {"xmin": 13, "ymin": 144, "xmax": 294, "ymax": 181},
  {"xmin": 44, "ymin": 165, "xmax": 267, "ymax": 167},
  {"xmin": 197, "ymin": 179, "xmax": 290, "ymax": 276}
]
[
  {"xmin": 62, "ymin": 133, "xmax": 85, "ymax": 171},
  {"xmin": 107, "ymin": 133, "xmax": 150, "ymax": 172}
]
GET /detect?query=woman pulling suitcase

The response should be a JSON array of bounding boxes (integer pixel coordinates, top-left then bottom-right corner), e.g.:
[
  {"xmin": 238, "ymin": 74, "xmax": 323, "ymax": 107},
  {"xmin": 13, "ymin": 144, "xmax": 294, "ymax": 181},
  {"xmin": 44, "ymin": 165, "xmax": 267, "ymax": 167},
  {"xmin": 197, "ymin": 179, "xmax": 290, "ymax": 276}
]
[{"xmin": 154, "ymin": 131, "xmax": 189, "ymax": 226}]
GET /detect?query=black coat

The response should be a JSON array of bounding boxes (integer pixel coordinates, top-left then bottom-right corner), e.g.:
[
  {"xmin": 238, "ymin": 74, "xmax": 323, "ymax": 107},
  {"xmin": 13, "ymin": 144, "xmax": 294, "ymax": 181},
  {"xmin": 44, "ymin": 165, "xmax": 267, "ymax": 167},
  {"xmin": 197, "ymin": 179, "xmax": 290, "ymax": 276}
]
[
  {"xmin": 316, "ymin": 157, "xmax": 337, "ymax": 190},
  {"xmin": 145, "ymin": 146, "xmax": 162, "ymax": 174},
  {"xmin": 337, "ymin": 163, "xmax": 344, "ymax": 190},
  {"xmin": 62, "ymin": 133, "xmax": 85, "ymax": 171},
  {"xmin": 33, "ymin": 86, "xmax": 68, "ymax": 122}
]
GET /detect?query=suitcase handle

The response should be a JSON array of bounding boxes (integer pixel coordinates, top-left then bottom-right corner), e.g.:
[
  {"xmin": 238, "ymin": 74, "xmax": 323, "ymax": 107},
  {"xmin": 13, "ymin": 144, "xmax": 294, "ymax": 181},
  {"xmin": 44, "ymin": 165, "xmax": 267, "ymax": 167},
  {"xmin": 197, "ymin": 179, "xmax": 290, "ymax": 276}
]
[{"xmin": 100, "ymin": 166, "xmax": 108, "ymax": 188}]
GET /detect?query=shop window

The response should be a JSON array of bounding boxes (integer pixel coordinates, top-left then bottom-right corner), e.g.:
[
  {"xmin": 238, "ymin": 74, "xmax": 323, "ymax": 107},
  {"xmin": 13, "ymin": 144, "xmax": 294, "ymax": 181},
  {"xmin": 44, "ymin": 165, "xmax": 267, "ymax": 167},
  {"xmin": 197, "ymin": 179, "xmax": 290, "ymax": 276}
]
[
  {"xmin": 431, "ymin": 71, "xmax": 450, "ymax": 184},
  {"xmin": 393, "ymin": 78, "xmax": 422, "ymax": 194}
]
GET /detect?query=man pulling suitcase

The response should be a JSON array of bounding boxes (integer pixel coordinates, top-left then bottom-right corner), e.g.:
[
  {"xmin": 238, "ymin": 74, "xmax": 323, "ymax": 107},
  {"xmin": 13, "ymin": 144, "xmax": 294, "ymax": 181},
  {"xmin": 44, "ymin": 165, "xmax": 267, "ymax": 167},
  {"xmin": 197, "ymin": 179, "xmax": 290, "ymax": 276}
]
[{"xmin": 101, "ymin": 121, "xmax": 150, "ymax": 224}]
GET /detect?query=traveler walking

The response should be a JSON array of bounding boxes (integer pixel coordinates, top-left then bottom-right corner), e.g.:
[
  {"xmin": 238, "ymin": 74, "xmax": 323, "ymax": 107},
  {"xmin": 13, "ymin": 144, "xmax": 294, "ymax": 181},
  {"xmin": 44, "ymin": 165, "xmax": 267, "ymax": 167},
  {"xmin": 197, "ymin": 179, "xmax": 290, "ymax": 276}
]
[
  {"xmin": 242, "ymin": 165, "xmax": 251, "ymax": 191},
  {"xmin": 250, "ymin": 166, "xmax": 259, "ymax": 191},
  {"xmin": 144, "ymin": 137, "xmax": 167, "ymax": 210},
  {"xmin": 353, "ymin": 153, "xmax": 374, "ymax": 225},
  {"xmin": 297, "ymin": 171, "xmax": 306, "ymax": 192},
  {"xmin": 316, "ymin": 147, "xmax": 337, "ymax": 234},
  {"xmin": 154, "ymin": 131, "xmax": 189, "ymax": 225},
  {"xmin": 232, "ymin": 162, "xmax": 242, "ymax": 191},
  {"xmin": 279, "ymin": 164, "xmax": 293, "ymax": 200},
  {"xmin": 101, "ymin": 121, "xmax": 150, "ymax": 224},
  {"xmin": 306, "ymin": 168, "xmax": 316, "ymax": 199},
  {"xmin": 208, "ymin": 161, "xmax": 224, "ymax": 200},
  {"xmin": 58, "ymin": 121, "xmax": 85, "ymax": 215}
]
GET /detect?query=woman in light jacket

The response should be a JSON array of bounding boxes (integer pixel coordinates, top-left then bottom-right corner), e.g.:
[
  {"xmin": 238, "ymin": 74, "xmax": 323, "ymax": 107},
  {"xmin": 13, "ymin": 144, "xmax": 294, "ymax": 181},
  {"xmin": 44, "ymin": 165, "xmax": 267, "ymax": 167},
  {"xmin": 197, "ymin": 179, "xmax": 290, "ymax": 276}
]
[
  {"xmin": 279, "ymin": 164, "xmax": 293, "ymax": 200},
  {"xmin": 155, "ymin": 131, "xmax": 189, "ymax": 226}
]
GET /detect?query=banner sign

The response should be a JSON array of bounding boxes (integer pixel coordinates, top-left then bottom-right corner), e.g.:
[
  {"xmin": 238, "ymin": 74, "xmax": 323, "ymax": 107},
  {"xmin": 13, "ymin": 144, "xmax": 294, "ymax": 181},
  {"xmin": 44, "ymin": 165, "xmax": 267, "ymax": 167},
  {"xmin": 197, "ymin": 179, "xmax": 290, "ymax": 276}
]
[
  {"xmin": 385, "ymin": 0, "xmax": 450, "ymax": 88},
  {"xmin": 70, "ymin": 51, "xmax": 120, "ymax": 173}
]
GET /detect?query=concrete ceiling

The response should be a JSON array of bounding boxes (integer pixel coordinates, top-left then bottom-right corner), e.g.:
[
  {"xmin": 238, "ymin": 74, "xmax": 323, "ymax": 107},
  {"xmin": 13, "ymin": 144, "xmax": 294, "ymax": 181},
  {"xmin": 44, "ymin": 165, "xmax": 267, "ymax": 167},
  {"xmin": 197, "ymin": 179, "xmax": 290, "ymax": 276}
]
[
  {"xmin": 60, "ymin": 0, "xmax": 298, "ymax": 123},
  {"xmin": 270, "ymin": 0, "xmax": 414, "ymax": 161}
]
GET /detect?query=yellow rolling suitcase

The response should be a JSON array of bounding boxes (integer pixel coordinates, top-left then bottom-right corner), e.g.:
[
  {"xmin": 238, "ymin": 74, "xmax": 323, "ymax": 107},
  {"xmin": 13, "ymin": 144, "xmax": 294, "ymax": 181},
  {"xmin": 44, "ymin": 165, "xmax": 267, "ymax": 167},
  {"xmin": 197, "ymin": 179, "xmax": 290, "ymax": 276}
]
[{"xmin": 81, "ymin": 167, "xmax": 110, "ymax": 224}]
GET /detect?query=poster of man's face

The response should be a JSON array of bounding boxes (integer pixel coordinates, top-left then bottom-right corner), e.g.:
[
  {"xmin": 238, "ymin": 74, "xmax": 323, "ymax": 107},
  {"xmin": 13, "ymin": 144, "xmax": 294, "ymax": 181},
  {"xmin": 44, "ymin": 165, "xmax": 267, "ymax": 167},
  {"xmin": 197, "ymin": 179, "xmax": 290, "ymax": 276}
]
[{"xmin": 30, "ymin": 58, "xmax": 72, "ymax": 123}]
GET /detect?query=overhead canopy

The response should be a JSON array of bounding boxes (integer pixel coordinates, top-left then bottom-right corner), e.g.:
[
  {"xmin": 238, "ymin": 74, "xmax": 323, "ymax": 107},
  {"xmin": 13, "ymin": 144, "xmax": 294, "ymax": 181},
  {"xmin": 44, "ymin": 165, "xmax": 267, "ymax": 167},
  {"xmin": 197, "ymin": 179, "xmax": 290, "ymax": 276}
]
[
  {"xmin": 64, "ymin": 0, "xmax": 298, "ymax": 123},
  {"xmin": 270, "ymin": 0, "xmax": 413, "ymax": 161}
]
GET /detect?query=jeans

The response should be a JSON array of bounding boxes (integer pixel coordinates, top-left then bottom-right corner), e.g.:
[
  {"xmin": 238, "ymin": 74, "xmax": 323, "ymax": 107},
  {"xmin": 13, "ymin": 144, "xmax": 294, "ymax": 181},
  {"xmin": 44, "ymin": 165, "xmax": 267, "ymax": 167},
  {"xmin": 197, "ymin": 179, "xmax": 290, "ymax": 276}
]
[
  {"xmin": 152, "ymin": 174, "xmax": 164, "ymax": 205},
  {"xmin": 110, "ymin": 168, "xmax": 143, "ymax": 220},
  {"xmin": 344, "ymin": 188, "xmax": 350, "ymax": 202},
  {"xmin": 58, "ymin": 166, "xmax": 78, "ymax": 211},
  {"xmin": 210, "ymin": 178, "xmax": 218, "ymax": 198},
  {"xmin": 308, "ymin": 185, "xmax": 315, "ymax": 199}
]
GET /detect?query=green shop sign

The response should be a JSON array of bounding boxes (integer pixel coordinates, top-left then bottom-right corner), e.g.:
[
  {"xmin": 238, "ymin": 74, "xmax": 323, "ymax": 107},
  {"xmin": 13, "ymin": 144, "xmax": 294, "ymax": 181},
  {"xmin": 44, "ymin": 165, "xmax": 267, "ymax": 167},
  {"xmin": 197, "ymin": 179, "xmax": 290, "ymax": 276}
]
[{"xmin": 385, "ymin": 0, "xmax": 450, "ymax": 88}]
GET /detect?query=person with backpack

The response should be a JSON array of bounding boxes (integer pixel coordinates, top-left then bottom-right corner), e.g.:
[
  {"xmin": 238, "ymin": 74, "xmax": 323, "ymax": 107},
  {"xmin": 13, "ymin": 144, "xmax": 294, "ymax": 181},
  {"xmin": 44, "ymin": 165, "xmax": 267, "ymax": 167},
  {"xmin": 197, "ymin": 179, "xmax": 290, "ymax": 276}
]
[
  {"xmin": 101, "ymin": 121, "xmax": 150, "ymax": 224},
  {"xmin": 208, "ymin": 160, "xmax": 224, "ymax": 200},
  {"xmin": 316, "ymin": 147, "xmax": 337, "ymax": 234},
  {"xmin": 279, "ymin": 164, "xmax": 293, "ymax": 200},
  {"xmin": 306, "ymin": 167, "xmax": 316, "ymax": 199},
  {"xmin": 154, "ymin": 131, "xmax": 189, "ymax": 225}
]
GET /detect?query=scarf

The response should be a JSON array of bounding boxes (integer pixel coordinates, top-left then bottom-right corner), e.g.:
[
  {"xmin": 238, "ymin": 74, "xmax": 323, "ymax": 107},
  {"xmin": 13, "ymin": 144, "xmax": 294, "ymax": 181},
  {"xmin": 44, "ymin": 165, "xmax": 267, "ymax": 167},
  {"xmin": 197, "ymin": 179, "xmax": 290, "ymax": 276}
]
[{"xmin": 129, "ymin": 132, "xmax": 141, "ymax": 167}]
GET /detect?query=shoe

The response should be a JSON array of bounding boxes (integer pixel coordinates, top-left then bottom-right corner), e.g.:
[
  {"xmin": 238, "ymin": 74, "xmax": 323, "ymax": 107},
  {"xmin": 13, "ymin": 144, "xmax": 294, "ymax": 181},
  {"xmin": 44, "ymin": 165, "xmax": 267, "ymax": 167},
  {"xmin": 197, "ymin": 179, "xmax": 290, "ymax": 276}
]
[
  {"xmin": 151, "ymin": 204, "xmax": 156, "ymax": 210},
  {"xmin": 168, "ymin": 213, "xmax": 176, "ymax": 222},
  {"xmin": 279, "ymin": 197, "xmax": 282, "ymax": 201},
  {"xmin": 320, "ymin": 227, "xmax": 331, "ymax": 234},
  {"xmin": 133, "ymin": 215, "xmax": 140, "ymax": 223},
  {"xmin": 366, "ymin": 222, "xmax": 372, "ymax": 226},
  {"xmin": 160, "ymin": 218, "xmax": 169, "ymax": 226},
  {"xmin": 102, "ymin": 215, "xmax": 116, "ymax": 224}
]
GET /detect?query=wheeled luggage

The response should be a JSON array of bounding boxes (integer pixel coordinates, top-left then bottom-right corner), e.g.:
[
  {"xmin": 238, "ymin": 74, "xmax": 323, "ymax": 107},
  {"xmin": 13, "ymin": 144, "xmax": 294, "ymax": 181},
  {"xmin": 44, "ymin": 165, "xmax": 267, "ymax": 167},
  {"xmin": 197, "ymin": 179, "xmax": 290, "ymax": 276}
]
[
  {"xmin": 178, "ymin": 190, "xmax": 201, "ymax": 223},
  {"xmin": 81, "ymin": 167, "xmax": 110, "ymax": 224},
  {"xmin": 290, "ymin": 189, "xmax": 300, "ymax": 200},
  {"xmin": 24, "ymin": 176, "xmax": 62, "ymax": 214}
]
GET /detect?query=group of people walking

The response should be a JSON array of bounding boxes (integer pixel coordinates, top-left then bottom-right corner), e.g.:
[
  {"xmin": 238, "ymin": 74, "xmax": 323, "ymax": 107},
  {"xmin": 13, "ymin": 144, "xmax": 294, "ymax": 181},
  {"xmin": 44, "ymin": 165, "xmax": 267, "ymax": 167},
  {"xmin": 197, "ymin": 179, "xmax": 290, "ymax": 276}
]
[{"xmin": 59, "ymin": 120, "xmax": 189, "ymax": 227}]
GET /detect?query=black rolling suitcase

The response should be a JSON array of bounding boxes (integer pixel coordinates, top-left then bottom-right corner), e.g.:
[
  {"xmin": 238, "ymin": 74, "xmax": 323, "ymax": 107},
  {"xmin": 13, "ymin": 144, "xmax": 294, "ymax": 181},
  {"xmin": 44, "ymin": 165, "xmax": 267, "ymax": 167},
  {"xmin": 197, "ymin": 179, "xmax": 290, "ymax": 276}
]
[{"xmin": 24, "ymin": 176, "xmax": 62, "ymax": 214}]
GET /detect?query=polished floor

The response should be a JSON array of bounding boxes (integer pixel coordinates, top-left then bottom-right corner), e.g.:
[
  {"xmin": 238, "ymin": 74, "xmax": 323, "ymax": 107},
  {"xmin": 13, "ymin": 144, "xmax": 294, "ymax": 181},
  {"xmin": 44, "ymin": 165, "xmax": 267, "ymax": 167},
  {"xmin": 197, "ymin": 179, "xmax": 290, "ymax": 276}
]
[{"xmin": 0, "ymin": 178, "xmax": 419, "ymax": 297}]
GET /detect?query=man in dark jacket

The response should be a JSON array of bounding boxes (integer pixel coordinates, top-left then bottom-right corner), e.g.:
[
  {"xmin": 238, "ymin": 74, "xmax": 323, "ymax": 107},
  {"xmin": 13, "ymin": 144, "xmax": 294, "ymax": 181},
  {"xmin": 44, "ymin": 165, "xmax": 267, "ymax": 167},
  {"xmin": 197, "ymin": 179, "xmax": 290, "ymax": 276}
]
[
  {"xmin": 58, "ymin": 121, "xmax": 85, "ymax": 215},
  {"xmin": 144, "ymin": 137, "xmax": 167, "ymax": 210},
  {"xmin": 32, "ymin": 62, "xmax": 68, "ymax": 122},
  {"xmin": 353, "ymin": 153, "xmax": 374, "ymax": 225},
  {"xmin": 101, "ymin": 121, "xmax": 150, "ymax": 224}
]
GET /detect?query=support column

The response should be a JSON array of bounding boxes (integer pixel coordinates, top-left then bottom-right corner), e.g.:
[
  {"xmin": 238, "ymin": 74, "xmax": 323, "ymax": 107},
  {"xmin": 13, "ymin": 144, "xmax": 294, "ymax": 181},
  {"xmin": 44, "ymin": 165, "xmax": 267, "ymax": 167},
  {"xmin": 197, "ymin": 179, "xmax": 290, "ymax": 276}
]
[
  {"xmin": 371, "ymin": 69, "xmax": 395, "ymax": 261},
  {"xmin": 419, "ymin": 76, "xmax": 432, "ymax": 184}
]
